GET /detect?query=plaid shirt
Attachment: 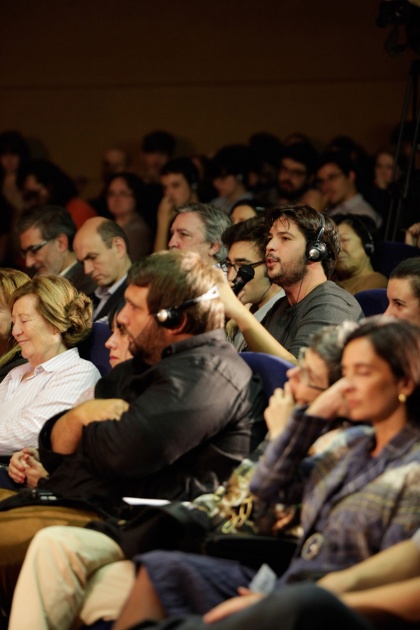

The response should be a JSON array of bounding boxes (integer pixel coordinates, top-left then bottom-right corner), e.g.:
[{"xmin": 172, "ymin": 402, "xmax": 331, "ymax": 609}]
[{"xmin": 250, "ymin": 407, "xmax": 420, "ymax": 583}]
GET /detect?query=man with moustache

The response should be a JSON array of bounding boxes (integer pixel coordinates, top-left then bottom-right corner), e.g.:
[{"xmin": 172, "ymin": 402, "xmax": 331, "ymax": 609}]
[
  {"xmin": 0, "ymin": 250, "xmax": 265, "ymax": 613},
  {"xmin": 219, "ymin": 205, "xmax": 363, "ymax": 362},
  {"xmin": 277, "ymin": 143, "xmax": 325, "ymax": 211}
]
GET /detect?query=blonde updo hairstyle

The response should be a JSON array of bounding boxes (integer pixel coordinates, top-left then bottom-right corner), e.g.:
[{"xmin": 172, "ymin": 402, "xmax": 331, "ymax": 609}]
[
  {"xmin": 0, "ymin": 268, "xmax": 31, "ymax": 367},
  {"xmin": 10, "ymin": 275, "xmax": 92, "ymax": 348}
]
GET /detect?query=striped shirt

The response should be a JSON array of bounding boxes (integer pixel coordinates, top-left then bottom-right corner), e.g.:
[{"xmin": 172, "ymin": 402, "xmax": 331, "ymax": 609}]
[{"xmin": 0, "ymin": 348, "xmax": 100, "ymax": 455}]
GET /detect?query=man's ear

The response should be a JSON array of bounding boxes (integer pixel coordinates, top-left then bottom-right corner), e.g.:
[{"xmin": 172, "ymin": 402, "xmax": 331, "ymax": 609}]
[
  {"xmin": 55, "ymin": 233, "xmax": 69, "ymax": 252},
  {"xmin": 208, "ymin": 242, "xmax": 220, "ymax": 257},
  {"xmin": 348, "ymin": 170, "xmax": 357, "ymax": 185},
  {"xmin": 113, "ymin": 236, "xmax": 127, "ymax": 257}
]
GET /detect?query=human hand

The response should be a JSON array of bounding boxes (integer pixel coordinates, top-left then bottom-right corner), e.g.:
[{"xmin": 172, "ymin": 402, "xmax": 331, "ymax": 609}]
[
  {"xmin": 405, "ymin": 223, "xmax": 420, "ymax": 248},
  {"xmin": 203, "ymin": 588, "xmax": 265, "ymax": 624},
  {"xmin": 23, "ymin": 455, "xmax": 48, "ymax": 488},
  {"xmin": 8, "ymin": 447, "xmax": 39, "ymax": 484},
  {"xmin": 157, "ymin": 195, "xmax": 176, "ymax": 221},
  {"xmin": 216, "ymin": 275, "xmax": 248, "ymax": 321},
  {"xmin": 317, "ymin": 568, "xmax": 357, "ymax": 595},
  {"xmin": 264, "ymin": 383, "xmax": 296, "ymax": 440},
  {"xmin": 306, "ymin": 378, "xmax": 349, "ymax": 421}
]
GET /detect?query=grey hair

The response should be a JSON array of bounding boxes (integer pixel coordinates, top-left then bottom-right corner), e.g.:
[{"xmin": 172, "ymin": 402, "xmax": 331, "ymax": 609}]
[{"xmin": 177, "ymin": 203, "xmax": 232, "ymax": 263}]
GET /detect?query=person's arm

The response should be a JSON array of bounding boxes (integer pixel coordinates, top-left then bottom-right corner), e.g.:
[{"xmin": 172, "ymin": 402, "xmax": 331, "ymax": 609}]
[
  {"xmin": 318, "ymin": 537, "xmax": 420, "ymax": 594},
  {"xmin": 217, "ymin": 280, "xmax": 297, "ymax": 363},
  {"xmin": 153, "ymin": 196, "xmax": 176, "ymax": 252},
  {"xmin": 342, "ymin": 577, "xmax": 420, "ymax": 624},
  {"xmin": 50, "ymin": 398, "xmax": 129, "ymax": 454}
]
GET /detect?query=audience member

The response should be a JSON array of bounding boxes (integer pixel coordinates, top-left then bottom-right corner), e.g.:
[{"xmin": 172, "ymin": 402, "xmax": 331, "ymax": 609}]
[
  {"xmin": 0, "ymin": 250, "xmax": 265, "ymax": 611},
  {"xmin": 222, "ymin": 217, "xmax": 283, "ymax": 351},
  {"xmin": 0, "ymin": 269, "xmax": 30, "ymax": 381},
  {"xmin": 168, "ymin": 203, "xmax": 231, "ymax": 266},
  {"xmin": 219, "ymin": 205, "xmax": 363, "ymax": 362},
  {"xmin": 277, "ymin": 142, "xmax": 325, "ymax": 211},
  {"xmin": 73, "ymin": 217, "xmax": 132, "ymax": 321},
  {"xmin": 116, "ymin": 317, "xmax": 420, "ymax": 628},
  {"xmin": 211, "ymin": 144, "xmax": 255, "ymax": 212},
  {"xmin": 4, "ymin": 321, "xmax": 353, "ymax": 629},
  {"xmin": 18, "ymin": 158, "xmax": 97, "ymax": 228},
  {"xmin": 154, "ymin": 157, "xmax": 200, "ymax": 253},
  {"xmin": 108, "ymin": 531, "xmax": 420, "ymax": 630},
  {"xmin": 139, "ymin": 130, "xmax": 175, "ymax": 185},
  {"xmin": 385, "ymin": 257, "xmax": 420, "ymax": 326},
  {"xmin": 89, "ymin": 146, "xmax": 133, "ymax": 217},
  {"xmin": 0, "ymin": 275, "xmax": 99, "ymax": 455},
  {"xmin": 0, "ymin": 131, "xmax": 31, "ymax": 265},
  {"xmin": 331, "ymin": 214, "xmax": 387, "ymax": 295},
  {"xmin": 317, "ymin": 152, "xmax": 382, "ymax": 229},
  {"xmin": 248, "ymin": 131, "xmax": 283, "ymax": 206},
  {"xmin": 229, "ymin": 199, "xmax": 266, "ymax": 225},
  {"xmin": 16, "ymin": 205, "xmax": 96, "ymax": 294},
  {"xmin": 105, "ymin": 172, "xmax": 152, "ymax": 261},
  {"xmin": 105, "ymin": 301, "xmax": 133, "ymax": 369},
  {"xmin": 6, "ymin": 300, "xmax": 133, "ymax": 491},
  {"xmin": 364, "ymin": 147, "xmax": 400, "ymax": 223}
]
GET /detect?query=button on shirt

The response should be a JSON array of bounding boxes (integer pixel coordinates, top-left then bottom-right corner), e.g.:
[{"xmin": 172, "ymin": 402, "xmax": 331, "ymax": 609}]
[{"xmin": 0, "ymin": 348, "xmax": 100, "ymax": 455}]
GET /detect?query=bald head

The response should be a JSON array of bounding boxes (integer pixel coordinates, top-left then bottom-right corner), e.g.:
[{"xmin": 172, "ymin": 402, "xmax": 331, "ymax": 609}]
[{"xmin": 74, "ymin": 218, "xmax": 131, "ymax": 287}]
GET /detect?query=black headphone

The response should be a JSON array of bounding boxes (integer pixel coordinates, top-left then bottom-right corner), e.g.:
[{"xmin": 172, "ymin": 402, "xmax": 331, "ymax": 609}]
[
  {"xmin": 153, "ymin": 287, "xmax": 219, "ymax": 329},
  {"xmin": 350, "ymin": 215, "xmax": 375, "ymax": 256},
  {"xmin": 306, "ymin": 213, "xmax": 328, "ymax": 262}
]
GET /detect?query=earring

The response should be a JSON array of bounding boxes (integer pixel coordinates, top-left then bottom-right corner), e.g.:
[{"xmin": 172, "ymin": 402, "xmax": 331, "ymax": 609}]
[{"xmin": 398, "ymin": 393, "xmax": 407, "ymax": 404}]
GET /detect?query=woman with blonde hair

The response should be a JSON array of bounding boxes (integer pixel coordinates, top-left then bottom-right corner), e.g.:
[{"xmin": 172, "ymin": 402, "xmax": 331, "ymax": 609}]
[
  {"xmin": 0, "ymin": 268, "xmax": 30, "ymax": 380},
  {"xmin": 0, "ymin": 274, "xmax": 100, "ymax": 455}
]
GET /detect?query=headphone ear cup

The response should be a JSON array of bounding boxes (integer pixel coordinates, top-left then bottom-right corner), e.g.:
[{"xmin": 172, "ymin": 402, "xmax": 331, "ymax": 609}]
[
  {"xmin": 154, "ymin": 308, "xmax": 182, "ymax": 329},
  {"xmin": 306, "ymin": 241, "xmax": 328, "ymax": 262},
  {"xmin": 364, "ymin": 241, "xmax": 374, "ymax": 256}
]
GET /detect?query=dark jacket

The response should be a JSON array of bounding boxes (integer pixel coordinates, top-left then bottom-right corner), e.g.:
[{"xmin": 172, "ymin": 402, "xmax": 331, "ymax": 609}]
[{"xmin": 38, "ymin": 330, "xmax": 266, "ymax": 514}]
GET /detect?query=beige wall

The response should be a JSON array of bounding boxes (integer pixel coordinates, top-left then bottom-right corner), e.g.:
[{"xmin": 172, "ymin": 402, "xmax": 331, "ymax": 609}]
[{"xmin": 0, "ymin": 0, "xmax": 415, "ymax": 194}]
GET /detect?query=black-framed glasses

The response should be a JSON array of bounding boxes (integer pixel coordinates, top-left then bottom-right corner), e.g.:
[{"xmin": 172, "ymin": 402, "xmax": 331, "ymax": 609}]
[
  {"xmin": 20, "ymin": 240, "xmax": 51, "ymax": 257},
  {"xmin": 297, "ymin": 347, "xmax": 328, "ymax": 392},
  {"xmin": 225, "ymin": 260, "xmax": 266, "ymax": 274}
]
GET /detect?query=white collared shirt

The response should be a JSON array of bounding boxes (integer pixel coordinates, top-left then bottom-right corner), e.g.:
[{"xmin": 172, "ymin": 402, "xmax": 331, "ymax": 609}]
[{"xmin": 0, "ymin": 348, "xmax": 100, "ymax": 455}]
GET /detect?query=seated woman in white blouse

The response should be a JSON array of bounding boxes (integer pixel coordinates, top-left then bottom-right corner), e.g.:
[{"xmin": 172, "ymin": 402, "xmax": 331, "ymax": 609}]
[{"xmin": 0, "ymin": 274, "xmax": 100, "ymax": 455}]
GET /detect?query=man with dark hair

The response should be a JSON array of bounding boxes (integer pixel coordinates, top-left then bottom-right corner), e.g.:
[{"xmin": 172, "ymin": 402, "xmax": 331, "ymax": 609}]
[
  {"xmin": 140, "ymin": 130, "xmax": 175, "ymax": 184},
  {"xmin": 154, "ymin": 158, "xmax": 200, "ymax": 252},
  {"xmin": 0, "ymin": 249, "xmax": 265, "ymax": 614},
  {"xmin": 222, "ymin": 218, "xmax": 284, "ymax": 350},
  {"xmin": 74, "ymin": 217, "xmax": 132, "ymax": 321},
  {"xmin": 277, "ymin": 142, "xmax": 325, "ymax": 211},
  {"xmin": 316, "ymin": 152, "xmax": 382, "ymax": 228},
  {"xmin": 219, "ymin": 205, "xmax": 363, "ymax": 362},
  {"xmin": 17, "ymin": 205, "xmax": 96, "ymax": 295},
  {"xmin": 168, "ymin": 203, "xmax": 231, "ymax": 266}
]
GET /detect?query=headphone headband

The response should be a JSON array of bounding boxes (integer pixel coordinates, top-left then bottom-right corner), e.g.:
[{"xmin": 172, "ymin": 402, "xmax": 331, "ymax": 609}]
[{"xmin": 154, "ymin": 286, "xmax": 220, "ymax": 328}]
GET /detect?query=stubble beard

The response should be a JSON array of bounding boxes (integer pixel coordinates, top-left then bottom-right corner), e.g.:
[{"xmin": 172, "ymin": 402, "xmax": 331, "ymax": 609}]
[{"xmin": 268, "ymin": 253, "xmax": 308, "ymax": 288}]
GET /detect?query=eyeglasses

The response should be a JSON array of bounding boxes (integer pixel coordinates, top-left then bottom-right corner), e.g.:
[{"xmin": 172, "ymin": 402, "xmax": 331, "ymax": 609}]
[
  {"xmin": 106, "ymin": 191, "xmax": 134, "ymax": 198},
  {"xmin": 279, "ymin": 165, "xmax": 307, "ymax": 179},
  {"xmin": 20, "ymin": 240, "xmax": 51, "ymax": 257},
  {"xmin": 225, "ymin": 260, "xmax": 266, "ymax": 274},
  {"xmin": 297, "ymin": 347, "xmax": 327, "ymax": 392}
]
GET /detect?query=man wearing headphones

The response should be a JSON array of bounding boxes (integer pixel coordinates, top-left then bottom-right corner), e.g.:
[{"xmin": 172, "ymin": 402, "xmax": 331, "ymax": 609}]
[
  {"xmin": 0, "ymin": 250, "xmax": 266, "ymax": 613},
  {"xmin": 332, "ymin": 214, "xmax": 387, "ymax": 295},
  {"xmin": 219, "ymin": 205, "xmax": 363, "ymax": 363}
]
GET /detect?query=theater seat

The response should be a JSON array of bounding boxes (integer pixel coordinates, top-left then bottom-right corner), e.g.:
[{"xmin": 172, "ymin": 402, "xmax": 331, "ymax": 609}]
[
  {"xmin": 371, "ymin": 241, "xmax": 420, "ymax": 278},
  {"xmin": 354, "ymin": 288, "xmax": 389, "ymax": 317},
  {"xmin": 240, "ymin": 351, "xmax": 294, "ymax": 398}
]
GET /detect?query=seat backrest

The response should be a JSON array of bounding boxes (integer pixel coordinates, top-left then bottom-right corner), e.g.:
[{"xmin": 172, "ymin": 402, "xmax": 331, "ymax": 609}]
[
  {"xmin": 354, "ymin": 288, "xmax": 389, "ymax": 317},
  {"xmin": 79, "ymin": 321, "xmax": 112, "ymax": 376},
  {"xmin": 240, "ymin": 351, "xmax": 294, "ymax": 398},
  {"xmin": 371, "ymin": 241, "xmax": 420, "ymax": 278}
]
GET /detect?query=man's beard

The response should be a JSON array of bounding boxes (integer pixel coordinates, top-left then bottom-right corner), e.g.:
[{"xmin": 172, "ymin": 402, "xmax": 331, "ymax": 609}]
[
  {"xmin": 128, "ymin": 319, "xmax": 168, "ymax": 365},
  {"xmin": 268, "ymin": 252, "xmax": 308, "ymax": 287},
  {"xmin": 277, "ymin": 181, "xmax": 310, "ymax": 203}
]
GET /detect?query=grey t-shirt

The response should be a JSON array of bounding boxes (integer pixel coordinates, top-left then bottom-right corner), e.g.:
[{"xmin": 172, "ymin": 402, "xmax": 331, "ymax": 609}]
[{"xmin": 261, "ymin": 280, "xmax": 364, "ymax": 358}]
